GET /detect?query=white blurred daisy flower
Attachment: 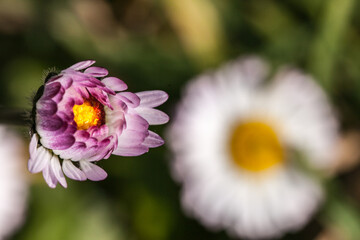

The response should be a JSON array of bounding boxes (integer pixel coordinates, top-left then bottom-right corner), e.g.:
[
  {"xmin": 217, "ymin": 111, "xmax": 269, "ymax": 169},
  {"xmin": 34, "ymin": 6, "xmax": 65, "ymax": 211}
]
[
  {"xmin": 0, "ymin": 126, "xmax": 28, "ymax": 238},
  {"xmin": 167, "ymin": 57, "xmax": 339, "ymax": 239}
]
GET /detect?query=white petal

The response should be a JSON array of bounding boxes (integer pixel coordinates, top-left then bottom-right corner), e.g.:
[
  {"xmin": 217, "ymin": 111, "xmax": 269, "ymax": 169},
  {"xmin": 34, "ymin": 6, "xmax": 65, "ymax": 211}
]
[
  {"xmin": 62, "ymin": 159, "xmax": 87, "ymax": 181},
  {"xmin": 42, "ymin": 164, "xmax": 58, "ymax": 188},
  {"xmin": 79, "ymin": 161, "xmax": 107, "ymax": 181},
  {"xmin": 50, "ymin": 155, "xmax": 67, "ymax": 188},
  {"xmin": 29, "ymin": 134, "xmax": 38, "ymax": 160},
  {"xmin": 28, "ymin": 146, "xmax": 51, "ymax": 173}
]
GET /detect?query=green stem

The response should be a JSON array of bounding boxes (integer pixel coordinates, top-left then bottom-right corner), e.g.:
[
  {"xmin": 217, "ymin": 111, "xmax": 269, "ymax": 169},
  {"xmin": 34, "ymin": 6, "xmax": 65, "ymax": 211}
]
[
  {"xmin": 321, "ymin": 181, "xmax": 360, "ymax": 240},
  {"xmin": 308, "ymin": 0, "xmax": 355, "ymax": 92}
]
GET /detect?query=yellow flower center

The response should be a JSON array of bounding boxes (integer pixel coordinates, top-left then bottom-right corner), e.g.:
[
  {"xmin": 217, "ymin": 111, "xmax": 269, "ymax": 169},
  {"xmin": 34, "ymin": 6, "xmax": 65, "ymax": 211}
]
[
  {"xmin": 229, "ymin": 121, "xmax": 284, "ymax": 172},
  {"xmin": 73, "ymin": 98, "xmax": 104, "ymax": 130}
]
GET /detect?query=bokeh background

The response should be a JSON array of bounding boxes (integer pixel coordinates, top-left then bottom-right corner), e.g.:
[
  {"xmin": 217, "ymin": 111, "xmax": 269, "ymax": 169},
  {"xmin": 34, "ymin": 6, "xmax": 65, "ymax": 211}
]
[{"xmin": 1, "ymin": 0, "xmax": 360, "ymax": 239}]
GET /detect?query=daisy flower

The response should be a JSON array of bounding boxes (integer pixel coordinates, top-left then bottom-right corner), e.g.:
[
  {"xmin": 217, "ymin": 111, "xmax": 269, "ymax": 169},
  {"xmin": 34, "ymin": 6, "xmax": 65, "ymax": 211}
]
[
  {"xmin": 29, "ymin": 60, "xmax": 169, "ymax": 188},
  {"xmin": 167, "ymin": 57, "xmax": 338, "ymax": 239},
  {"xmin": 0, "ymin": 126, "xmax": 28, "ymax": 238}
]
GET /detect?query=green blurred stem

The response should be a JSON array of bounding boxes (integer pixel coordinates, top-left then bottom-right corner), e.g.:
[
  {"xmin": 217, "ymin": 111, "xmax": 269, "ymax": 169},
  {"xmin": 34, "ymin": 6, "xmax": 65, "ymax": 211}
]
[
  {"xmin": 322, "ymin": 181, "xmax": 360, "ymax": 240},
  {"xmin": 0, "ymin": 107, "xmax": 31, "ymax": 126},
  {"xmin": 308, "ymin": 0, "xmax": 354, "ymax": 91}
]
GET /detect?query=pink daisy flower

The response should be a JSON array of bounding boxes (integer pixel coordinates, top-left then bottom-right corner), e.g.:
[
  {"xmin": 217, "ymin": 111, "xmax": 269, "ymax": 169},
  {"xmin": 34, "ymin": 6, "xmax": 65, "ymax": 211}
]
[{"xmin": 28, "ymin": 60, "xmax": 169, "ymax": 188}]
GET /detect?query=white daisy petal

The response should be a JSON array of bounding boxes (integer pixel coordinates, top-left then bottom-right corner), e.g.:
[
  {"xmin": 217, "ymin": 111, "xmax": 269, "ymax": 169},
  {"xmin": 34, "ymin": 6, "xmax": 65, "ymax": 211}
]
[
  {"xmin": 42, "ymin": 164, "xmax": 58, "ymax": 188},
  {"xmin": 79, "ymin": 161, "xmax": 107, "ymax": 181},
  {"xmin": 62, "ymin": 159, "xmax": 87, "ymax": 181},
  {"xmin": 50, "ymin": 155, "xmax": 67, "ymax": 188},
  {"xmin": 28, "ymin": 145, "xmax": 52, "ymax": 173},
  {"xmin": 29, "ymin": 134, "xmax": 38, "ymax": 160}
]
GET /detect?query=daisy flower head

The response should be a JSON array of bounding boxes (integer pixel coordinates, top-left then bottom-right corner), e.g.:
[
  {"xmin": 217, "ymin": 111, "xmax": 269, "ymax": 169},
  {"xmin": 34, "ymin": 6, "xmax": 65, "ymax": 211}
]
[
  {"xmin": 0, "ymin": 126, "xmax": 28, "ymax": 238},
  {"xmin": 167, "ymin": 57, "xmax": 338, "ymax": 239},
  {"xmin": 29, "ymin": 60, "xmax": 169, "ymax": 188}
]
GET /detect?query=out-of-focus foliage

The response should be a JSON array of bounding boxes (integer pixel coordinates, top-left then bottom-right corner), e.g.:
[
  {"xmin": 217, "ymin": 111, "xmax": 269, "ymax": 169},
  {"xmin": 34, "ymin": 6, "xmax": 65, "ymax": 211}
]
[{"xmin": 2, "ymin": 0, "xmax": 360, "ymax": 239}]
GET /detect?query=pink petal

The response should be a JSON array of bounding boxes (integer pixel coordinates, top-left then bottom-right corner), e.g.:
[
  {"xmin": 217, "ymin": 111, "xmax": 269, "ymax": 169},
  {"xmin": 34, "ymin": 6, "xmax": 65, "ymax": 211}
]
[
  {"xmin": 115, "ymin": 92, "xmax": 140, "ymax": 108},
  {"xmin": 87, "ymin": 88, "xmax": 113, "ymax": 109},
  {"xmin": 114, "ymin": 113, "xmax": 149, "ymax": 147},
  {"xmin": 112, "ymin": 145, "xmax": 149, "ymax": 156},
  {"xmin": 143, "ymin": 131, "xmax": 164, "ymax": 148},
  {"xmin": 60, "ymin": 76, "xmax": 73, "ymax": 89},
  {"xmin": 57, "ymin": 142, "xmax": 86, "ymax": 161},
  {"xmin": 41, "ymin": 134, "xmax": 75, "ymax": 150},
  {"xmin": 136, "ymin": 108, "xmax": 169, "ymax": 125},
  {"xmin": 117, "ymin": 129, "xmax": 148, "ymax": 148},
  {"xmin": 36, "ymin": 99, "xmax": 57, "ymax": 116},
  {"xmin": 50, "ymin": 155, "xmax": 67, "ymax": 188},
  {"xmin": 28, "ymin": 146, "xmax": 52, "ymax": 173},
  {"xmin": 84, "ymin": 67, "xmax": 109, "ymax": 77},
  {"xmin": 102, "ymin": 77, "xmax": 128, "ymax": 91},
  {"xmin": 69, "ymin": 60, "xmax": 96, "ymax": 70},
  {"xmin": 42, "ymin": 164, "xmax": 58, "ymax": 188},
  {"xmin": 125, "ymin": 113, "xmax": 149, "ymax": 132},
  {"xmin": 62, "ymin": 159, "xmax": 87, "ymax": 181},
  {"xmin": 136, "ymin": 90, "xmax": 169, "ymax": 107},
  {"xmin": 79, "ymin": 161, "xmax": 107, "ymax": 181},
  {"xmin": 44, "ymin": 82, "xmax": 62, "ymax": 99}
]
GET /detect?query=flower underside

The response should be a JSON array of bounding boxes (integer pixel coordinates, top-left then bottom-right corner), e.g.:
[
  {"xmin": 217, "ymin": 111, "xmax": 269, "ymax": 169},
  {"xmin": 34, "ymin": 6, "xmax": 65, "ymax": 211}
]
[
  {"xmin": 73, "ymin": 97, "xmax": 105, "ymax": 130},
  {"xmin": 229, "ymin": 121, "xmax": 283, "ymax": 172}
]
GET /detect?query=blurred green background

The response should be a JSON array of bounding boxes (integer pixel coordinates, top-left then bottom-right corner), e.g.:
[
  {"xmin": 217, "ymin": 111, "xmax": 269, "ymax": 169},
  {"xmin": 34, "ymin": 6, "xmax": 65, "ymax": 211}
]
[{"xmin": 2, "ymin": 0, "xmax": 360, "ymax": 239}]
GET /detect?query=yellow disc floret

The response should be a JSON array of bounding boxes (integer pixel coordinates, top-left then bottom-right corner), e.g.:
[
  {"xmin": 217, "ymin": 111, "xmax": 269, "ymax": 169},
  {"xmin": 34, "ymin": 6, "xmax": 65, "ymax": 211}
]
[
  {"xmin": 229, "ymin": 121, "xmax": 284, "ymax": 172},
  {"xmin": 73, "ymin": 98, "xmax": 104, "ymax": 130}
]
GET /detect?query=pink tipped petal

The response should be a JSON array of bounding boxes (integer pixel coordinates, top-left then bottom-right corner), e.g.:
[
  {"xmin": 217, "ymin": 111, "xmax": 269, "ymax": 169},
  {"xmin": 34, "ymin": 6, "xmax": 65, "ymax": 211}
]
[
  {"xmin": 84, "ymin": 67, "xmax": 109, "ymax": 77},
  {"xmin": 126, "ymin": 113, "xmax": 149, "ymax": 131},
  {"xmin": 37, "ymin": 99, "xmax": 57, "ymax": 116},
  {"xmin": 79, "ymin": 161, "xmax": 107, "ymax": 181},
  {"xmin": 102, "ymin": 77, "xmax": 128, "ymax": 91},
  {"xmin": 61, "ymin": 76, "xmax": 73, "ymax": 89},
  {"xmin": 113, "ymin": 145, "xmax": 149, "ymax": 156},
  {"xmin": 136, "ymin": 108, "xmax": 169, "ymax": 125},
  {"xmin": 69, "ymin": 60, "xmax": 96, "ymax": 70},
  {"xmin": 29, "ymin": 134, "xmax": 39, "ymax": 160},
  {"xmin": 41, "ymin": 135, "xmax": 75, "ymax": 150},
  {"xmin": 143, "ymin": 131, "xmax": 164, "ymax": 148},
  {"xmin": 44, "ymin": 82, "xmax": 62, "ymax": 99},
  {"xmin": 28, "ymin": 146, "xmax": 52, "ymax": 173},
  {"xmin": 117, "ymin": 129, "xmax": 148, "ymax": 148},
  {"xmin": 116, "ymin": 92, "xmax": 140, "ymax": 108},
  {"xmin": 50, "ymin": 155, "xmax": 67, "ymax": 188},
  {"xmin": 87, "ymin": 88, "xmax": 113, "ymax": 109},
  {"xmin": 42, "ymin": 164, "xmax": 58, "ymax": 188},
  {"xmin": 62, "ymin": 159, "xmax": 87, "ymax": 181},
  {"xmin": 136, "ymin": 90, "xmax": 169, "ymax": 107}
]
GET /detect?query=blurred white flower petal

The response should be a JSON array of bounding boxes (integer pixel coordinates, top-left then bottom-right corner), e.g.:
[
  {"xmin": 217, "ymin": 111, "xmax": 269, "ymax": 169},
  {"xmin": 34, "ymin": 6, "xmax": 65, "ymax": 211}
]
[
  {"xmin": 167, "ymin": 57, "xmax": 339, "ymax": 239},
  {"xmin": 0, "ymin": 125, "xmax": 28, "ymax": 238}
]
